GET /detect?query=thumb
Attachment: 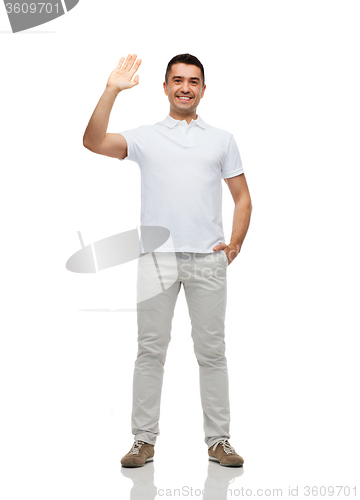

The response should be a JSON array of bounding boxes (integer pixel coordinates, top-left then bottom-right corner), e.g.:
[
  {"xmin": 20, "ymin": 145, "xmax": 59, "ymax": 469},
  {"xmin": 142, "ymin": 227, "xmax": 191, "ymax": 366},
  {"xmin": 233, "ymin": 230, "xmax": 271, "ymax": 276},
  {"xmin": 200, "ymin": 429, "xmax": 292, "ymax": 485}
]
[
  {"xmin": 133, "ymin": 74, "xmax": 139, "ymax": 85},
  {"xmin": 213, "ymin": 243, "xmax": 227, "ymax": 252}
]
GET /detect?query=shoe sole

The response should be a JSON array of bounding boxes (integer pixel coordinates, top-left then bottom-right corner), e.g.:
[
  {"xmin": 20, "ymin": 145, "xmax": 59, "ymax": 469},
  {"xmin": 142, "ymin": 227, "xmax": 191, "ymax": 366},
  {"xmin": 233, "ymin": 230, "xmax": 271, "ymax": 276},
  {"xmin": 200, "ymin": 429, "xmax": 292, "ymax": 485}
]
[
  {"xmin": 209, "ymin": 457, "xmax": 243, "ymax": 467},
  {"xmin": 121, "ymin": 457, "xmax": 154, "ymax": 468}
]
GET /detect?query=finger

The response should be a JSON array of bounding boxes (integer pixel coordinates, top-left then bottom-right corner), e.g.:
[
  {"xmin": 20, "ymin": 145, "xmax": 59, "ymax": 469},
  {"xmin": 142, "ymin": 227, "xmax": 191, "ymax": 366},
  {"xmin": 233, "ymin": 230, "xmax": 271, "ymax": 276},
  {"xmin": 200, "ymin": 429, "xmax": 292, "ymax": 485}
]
[
  {"xmin": 127, "ymin": 53, "xmax": 138, "ymax": 72},
  {"xmin": 116, "ymin": 56, "xmax": 125, "ymax": 69},
  {"xmin": 124, "ymin": 53, "xmax": 136, "ymax": 71},
  {"xmin": 122, "ymin": 53, "xmax": 133, "ymax": 70},
  {"xmin": 130, "ymin": 74, "xmax": 139, "ymax": 86},
  {"xmin": 130, "ymin": 58, "xmax": 142, "ymax": 77},
  {"xmin": 213, "ymin": 244, "xmax": 227, "ymax": 251}
]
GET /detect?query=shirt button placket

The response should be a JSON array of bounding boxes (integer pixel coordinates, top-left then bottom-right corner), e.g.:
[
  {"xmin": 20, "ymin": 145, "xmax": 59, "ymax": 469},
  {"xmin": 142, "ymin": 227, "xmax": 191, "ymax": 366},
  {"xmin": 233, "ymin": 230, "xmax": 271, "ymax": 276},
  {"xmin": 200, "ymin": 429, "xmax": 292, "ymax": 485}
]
[{"xmin": 185, "ymin": 126, "xmax": 195, "ymax": 148}]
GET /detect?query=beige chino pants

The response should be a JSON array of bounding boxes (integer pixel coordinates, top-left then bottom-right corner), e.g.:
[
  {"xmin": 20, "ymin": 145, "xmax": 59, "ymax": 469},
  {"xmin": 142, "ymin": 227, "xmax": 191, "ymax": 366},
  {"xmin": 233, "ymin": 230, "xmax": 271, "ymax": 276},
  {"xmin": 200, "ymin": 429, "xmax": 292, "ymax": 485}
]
[{"xmin": 131, "ymin": 250, "xmax": 231, "ymax": 448}]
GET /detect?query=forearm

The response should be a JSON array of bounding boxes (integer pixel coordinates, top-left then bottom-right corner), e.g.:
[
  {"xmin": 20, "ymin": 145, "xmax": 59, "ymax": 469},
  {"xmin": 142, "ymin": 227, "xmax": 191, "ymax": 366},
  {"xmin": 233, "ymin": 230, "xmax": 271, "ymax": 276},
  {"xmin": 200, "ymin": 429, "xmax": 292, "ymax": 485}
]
[
  {"xmin": 83, "ymin": 86, "xmax": 120, "ymax": 149},
  {"xmin": 229, "ymin": 197, "xmax": 252, "ymax": 254}
]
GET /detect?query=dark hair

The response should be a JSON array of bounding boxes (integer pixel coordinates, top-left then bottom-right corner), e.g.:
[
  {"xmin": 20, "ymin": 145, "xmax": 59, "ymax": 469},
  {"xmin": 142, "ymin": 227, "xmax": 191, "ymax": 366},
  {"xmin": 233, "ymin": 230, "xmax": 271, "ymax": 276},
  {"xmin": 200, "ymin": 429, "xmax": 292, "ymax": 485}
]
[{"xmin": 165, "ymin": 53, "xmax": 205, "ymax": 86}]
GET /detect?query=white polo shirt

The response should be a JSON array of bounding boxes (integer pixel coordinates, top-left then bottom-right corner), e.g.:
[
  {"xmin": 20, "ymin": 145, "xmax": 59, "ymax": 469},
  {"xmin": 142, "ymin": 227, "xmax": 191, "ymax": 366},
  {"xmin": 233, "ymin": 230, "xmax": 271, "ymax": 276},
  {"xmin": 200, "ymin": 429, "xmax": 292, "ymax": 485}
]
[{"xmin": 119, "ymin": 114, "xmax": 244, "ymax": 253}]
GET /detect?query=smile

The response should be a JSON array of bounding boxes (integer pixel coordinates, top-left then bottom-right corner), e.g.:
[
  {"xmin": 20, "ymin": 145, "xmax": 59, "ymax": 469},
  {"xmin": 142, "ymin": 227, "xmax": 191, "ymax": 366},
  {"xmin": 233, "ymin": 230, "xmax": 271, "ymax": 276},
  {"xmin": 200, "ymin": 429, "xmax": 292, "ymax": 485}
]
[{"xmin": 176, "ymin": 96, "xmax": 192, "ymax": 101}]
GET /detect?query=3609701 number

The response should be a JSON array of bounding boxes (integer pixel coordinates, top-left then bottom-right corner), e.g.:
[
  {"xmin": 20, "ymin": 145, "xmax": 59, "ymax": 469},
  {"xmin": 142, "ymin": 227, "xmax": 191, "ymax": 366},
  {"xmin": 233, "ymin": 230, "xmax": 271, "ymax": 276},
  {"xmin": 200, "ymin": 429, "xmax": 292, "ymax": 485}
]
[{"xmin": 5, "ymin": 3, "xmax": 60, "ymax": 14}]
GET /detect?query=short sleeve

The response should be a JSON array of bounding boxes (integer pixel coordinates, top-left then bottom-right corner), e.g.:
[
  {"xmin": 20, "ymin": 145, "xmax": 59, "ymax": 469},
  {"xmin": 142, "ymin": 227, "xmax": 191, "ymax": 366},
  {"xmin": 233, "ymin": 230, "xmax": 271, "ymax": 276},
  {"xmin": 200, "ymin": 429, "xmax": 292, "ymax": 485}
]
[
  {"xmin": 221, "ymin": 134, "xmax": 244, "ymax": 179},
  {"xmin": 118, "ymin": 126, "xmax": 146, "ymax": 163}
]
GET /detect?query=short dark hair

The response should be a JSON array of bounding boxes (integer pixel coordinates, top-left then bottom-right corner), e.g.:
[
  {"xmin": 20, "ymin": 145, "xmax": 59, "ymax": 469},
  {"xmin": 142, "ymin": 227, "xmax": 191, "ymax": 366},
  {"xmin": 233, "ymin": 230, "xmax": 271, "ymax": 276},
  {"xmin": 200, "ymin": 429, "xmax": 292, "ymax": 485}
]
[{"xmin": 165, "ymin": 53, "xmax": 205, "ymax": 86}]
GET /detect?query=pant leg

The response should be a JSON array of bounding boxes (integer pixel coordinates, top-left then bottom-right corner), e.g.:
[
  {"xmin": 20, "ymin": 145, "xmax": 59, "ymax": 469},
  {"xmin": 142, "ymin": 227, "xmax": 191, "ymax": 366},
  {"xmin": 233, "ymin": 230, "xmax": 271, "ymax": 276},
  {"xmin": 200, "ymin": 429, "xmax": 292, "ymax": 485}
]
[
  {"xmin": 181, "ymin": 251, "xmax": 231, "ymax": 448},
  {"xmin": 131, "ymin": 252, "xmax": 181, "ymax": 445}
]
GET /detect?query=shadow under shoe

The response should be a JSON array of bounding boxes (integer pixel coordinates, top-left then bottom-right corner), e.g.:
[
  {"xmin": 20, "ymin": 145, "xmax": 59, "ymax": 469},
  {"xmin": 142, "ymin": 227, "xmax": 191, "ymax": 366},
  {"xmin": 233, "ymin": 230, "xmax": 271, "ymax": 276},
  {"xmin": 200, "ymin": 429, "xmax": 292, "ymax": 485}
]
[
  {"xmin": 121, "ymin": 440, "xmax": 155, "ymax": 468},
  {"xmin": 208, "ymin": 439, "xmax": 244, "ymax": 467}
]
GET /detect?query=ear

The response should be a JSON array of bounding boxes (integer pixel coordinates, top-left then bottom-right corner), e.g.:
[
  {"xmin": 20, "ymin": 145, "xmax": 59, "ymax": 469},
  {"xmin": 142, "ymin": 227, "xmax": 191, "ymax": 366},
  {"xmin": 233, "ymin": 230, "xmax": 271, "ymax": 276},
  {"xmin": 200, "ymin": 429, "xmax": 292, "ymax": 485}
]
[
  {"xmin": 163, "ymin": 81, "xmax": 168, "ymax": 96},
  {"xmin": 201, "ymin": 84, "xmax": 206, "ymax": 98}
]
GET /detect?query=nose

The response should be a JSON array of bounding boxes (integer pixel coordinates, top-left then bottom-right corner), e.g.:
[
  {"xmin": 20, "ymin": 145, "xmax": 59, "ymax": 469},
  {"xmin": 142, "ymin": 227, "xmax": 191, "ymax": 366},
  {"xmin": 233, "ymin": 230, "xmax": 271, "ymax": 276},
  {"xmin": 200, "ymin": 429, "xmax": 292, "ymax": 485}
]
[{"xmin": 180, "ymin": 81, "xmax": 190, "ymax": 93}]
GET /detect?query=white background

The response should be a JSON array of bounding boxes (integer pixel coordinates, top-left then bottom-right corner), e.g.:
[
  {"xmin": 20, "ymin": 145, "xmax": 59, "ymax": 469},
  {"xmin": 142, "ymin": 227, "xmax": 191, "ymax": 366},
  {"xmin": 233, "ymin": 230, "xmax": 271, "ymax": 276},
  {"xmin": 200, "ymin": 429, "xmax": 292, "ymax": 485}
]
[{"xmin": 1, "ymin": 1, "xmax": 359, "ymax": 498}]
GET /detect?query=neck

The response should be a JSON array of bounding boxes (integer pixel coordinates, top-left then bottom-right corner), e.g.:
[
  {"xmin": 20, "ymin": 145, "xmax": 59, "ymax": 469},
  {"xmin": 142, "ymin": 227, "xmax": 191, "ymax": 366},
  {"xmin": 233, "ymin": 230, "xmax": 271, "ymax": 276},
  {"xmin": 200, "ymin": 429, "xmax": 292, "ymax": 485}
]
[{"xmin": 169, "ymin": 108, "xmax": 197, "ymax": 125}]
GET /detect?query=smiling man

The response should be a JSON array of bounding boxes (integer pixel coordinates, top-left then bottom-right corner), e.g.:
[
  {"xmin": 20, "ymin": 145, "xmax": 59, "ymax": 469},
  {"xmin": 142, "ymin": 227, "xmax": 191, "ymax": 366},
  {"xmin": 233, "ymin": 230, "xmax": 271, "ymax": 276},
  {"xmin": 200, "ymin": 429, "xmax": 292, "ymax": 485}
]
[
  {"xmin": 164, "ymin": 62, "xmax": 205, "ymax": 115},
  {"xmin": 83, "ymin": 53, "xmax": 252, "ymax": 468}
]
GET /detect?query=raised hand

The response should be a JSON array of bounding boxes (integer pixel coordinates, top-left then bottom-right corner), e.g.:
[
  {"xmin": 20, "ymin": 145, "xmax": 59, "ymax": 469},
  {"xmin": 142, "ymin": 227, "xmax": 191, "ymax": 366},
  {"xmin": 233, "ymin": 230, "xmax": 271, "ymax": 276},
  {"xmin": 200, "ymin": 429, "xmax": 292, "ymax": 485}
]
[{"xmin": 107, "ymin": 54, "xmax": 142, "ymax": 93}]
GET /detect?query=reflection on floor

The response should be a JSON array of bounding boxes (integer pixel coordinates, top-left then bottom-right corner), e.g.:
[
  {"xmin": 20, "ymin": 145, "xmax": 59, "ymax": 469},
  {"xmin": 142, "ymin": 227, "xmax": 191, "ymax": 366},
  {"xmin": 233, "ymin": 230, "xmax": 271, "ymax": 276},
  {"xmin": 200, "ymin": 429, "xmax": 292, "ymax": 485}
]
[{"xmin": 121, "ymin": 459, "xmax": 244, "ymax": 499}]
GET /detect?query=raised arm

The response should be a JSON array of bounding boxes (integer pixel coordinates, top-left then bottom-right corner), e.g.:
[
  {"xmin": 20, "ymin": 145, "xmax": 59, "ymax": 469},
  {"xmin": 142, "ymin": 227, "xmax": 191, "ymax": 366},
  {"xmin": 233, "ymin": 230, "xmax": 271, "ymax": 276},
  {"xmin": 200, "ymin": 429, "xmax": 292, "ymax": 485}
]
[{"xmin": 83, "ymin": 54, "xmax": 142, "ymax": 159}]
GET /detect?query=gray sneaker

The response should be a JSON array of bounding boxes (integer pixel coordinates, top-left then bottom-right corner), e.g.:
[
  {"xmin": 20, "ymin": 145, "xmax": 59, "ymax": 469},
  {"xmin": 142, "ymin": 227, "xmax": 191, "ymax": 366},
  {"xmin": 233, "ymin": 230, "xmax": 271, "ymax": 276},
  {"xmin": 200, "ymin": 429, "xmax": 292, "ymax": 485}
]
[{"xmin": 121, "ymin": 440, "xmax": 155, "ymax": 468}]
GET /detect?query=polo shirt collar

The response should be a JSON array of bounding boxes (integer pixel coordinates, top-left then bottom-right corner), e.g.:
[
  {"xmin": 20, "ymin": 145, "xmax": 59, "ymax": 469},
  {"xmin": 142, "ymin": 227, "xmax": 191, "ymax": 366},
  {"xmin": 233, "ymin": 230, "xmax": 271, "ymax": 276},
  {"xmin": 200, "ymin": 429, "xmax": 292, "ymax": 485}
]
[{"xmin": 160, "ymin": 114, "xmax": 206, "ymax": 130}]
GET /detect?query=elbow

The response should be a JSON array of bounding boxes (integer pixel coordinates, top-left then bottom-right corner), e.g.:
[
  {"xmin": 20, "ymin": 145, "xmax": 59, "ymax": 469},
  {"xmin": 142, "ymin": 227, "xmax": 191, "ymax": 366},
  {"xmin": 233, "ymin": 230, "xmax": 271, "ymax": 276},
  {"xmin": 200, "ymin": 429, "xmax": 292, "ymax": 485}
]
[
  {"xmin": 83, "ymin": 134, "xmax": 104, "ymax": 154},
  {"xmin": 83, "ymin": 136, "xmax": 93, "ymax": 151},
  {"xmin": 236, "ymin": 195, "xmax": 252, "ymax": 211},
  {"xmin": 83, "ymin": 138, "xmax": 100, "ymax": 154}
]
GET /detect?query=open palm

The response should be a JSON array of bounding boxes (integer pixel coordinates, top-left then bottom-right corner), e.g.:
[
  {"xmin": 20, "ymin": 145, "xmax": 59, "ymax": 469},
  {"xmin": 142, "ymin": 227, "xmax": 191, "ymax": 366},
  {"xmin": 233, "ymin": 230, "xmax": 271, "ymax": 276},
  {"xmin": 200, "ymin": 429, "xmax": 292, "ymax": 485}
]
[{"xmin": 107, "ymin": 54, "xmax": 142, "ymax": 92}]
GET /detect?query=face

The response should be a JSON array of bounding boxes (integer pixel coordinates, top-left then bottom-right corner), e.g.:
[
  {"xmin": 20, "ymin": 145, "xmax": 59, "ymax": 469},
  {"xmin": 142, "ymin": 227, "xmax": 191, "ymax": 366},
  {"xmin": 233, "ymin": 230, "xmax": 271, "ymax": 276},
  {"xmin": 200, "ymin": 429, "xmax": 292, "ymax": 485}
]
[{"xmin": 163, "ymin": 63, "xmax": 206, "ymax": 120}]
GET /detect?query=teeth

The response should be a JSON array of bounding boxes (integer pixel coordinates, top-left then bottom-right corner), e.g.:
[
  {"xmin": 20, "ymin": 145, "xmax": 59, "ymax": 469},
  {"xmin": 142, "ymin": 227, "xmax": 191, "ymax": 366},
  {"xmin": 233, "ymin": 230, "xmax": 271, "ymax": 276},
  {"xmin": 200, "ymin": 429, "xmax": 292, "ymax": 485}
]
[{"xmin": 178, "ymin": 96, "xmax": 191, "ymax": 100}]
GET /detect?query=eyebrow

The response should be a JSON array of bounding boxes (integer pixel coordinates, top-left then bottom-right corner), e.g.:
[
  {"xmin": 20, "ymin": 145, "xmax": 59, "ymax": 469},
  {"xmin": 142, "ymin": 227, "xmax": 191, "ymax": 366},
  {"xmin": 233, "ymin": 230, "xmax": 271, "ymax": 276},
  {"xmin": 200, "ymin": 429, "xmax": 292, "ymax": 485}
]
[{"xmin": 172, "ymin": 76, "xmax": 200, "ymax": 81}]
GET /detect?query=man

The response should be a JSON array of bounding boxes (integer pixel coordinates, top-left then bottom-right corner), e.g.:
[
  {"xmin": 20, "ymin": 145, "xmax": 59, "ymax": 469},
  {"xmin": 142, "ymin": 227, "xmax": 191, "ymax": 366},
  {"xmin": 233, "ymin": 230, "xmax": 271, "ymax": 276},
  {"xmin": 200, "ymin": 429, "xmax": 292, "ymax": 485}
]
[{"xmin": 83, "ymin": 53, "xmax": 252, "ymax": 468}]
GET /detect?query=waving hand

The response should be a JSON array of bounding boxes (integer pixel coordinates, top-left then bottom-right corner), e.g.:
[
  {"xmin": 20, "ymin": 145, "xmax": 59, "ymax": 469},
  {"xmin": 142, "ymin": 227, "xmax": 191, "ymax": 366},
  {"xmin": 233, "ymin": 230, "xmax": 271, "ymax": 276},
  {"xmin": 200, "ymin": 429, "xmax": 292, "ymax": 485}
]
[{"xmin": 107, "ymin": 54, "xmax": 142, "ymax": 93}]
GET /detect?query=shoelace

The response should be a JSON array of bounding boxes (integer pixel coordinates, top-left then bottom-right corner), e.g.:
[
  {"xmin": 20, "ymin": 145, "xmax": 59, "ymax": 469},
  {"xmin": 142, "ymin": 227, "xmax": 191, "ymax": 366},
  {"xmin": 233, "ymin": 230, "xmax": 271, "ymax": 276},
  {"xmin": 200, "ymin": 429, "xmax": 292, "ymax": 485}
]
[
  {"xmin": 212, "ymin": 439, "xmax": 236, "ymax": 455},
  {"xmin": 129, "ymin": 440, "xmax": 145, "ymax": 455}
]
